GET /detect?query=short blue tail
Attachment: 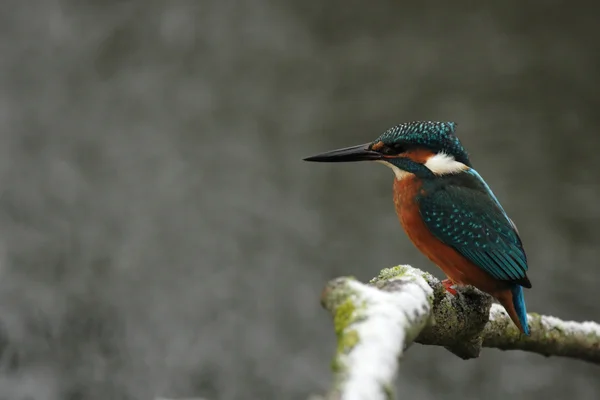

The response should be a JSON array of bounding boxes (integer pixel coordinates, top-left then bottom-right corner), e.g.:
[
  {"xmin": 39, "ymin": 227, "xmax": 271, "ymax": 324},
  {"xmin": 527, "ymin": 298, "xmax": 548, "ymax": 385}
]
[{"xmin": 511, "ymin": 285, "xmax": 530, "ymax": 335}]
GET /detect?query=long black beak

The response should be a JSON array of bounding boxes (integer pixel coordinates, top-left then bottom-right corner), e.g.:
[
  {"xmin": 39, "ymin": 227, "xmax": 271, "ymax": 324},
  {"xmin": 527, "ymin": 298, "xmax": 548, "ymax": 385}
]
[{"xmin": 303, "ymin": 143, "xmax": 382, "ymax": 163}]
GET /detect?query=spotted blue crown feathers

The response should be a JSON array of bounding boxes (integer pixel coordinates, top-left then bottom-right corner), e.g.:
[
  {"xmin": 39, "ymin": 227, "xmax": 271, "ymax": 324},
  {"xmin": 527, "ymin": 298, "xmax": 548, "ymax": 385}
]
[{"xmin": 374, "ymin": 121, "xmax": 471, "ymax": 167}]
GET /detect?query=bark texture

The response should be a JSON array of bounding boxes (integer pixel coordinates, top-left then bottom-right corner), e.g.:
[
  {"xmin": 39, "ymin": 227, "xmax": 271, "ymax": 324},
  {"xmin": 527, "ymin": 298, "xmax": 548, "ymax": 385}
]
[{"xmin": 319, "ymin": 265, "xmax": 600, "ymax": 400}]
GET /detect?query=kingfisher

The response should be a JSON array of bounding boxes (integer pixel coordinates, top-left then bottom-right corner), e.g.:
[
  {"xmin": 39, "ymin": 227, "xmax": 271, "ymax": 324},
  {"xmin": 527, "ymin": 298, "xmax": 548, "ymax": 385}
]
[{"xmin": 304, "ymin": 121, "xmax": 531, "ymax": 335}]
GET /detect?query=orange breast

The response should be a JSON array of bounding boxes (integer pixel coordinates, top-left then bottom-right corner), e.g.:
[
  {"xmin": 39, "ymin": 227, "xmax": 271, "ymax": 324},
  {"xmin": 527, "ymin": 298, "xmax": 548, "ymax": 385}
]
[{"xmin": 393, "ymin": 177, "xmax": 508, "ymax": 294}]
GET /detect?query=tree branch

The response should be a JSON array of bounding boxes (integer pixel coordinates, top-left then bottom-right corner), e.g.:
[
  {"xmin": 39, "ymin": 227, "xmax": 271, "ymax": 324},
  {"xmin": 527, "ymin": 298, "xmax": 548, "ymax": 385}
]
[{"xmin": 319, "ymin": 265, "xmax": 600, "ymax": 400}]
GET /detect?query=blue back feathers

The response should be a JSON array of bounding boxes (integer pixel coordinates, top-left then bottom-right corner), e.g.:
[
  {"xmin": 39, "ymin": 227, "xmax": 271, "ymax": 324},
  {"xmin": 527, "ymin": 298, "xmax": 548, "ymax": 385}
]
[
  {"xmin": 375, "ymin": 121, "xmax": 472, "ymax": 166},
  {"xmin": 417, "ymin": 171, "xmax": 531, "ymax": 289}
]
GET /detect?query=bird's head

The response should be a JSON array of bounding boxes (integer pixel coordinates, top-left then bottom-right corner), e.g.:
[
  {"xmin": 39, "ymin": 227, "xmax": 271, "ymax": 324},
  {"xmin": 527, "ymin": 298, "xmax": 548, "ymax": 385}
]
[{"xmin": 304, "ymin": 121, "xmax": 472, "ymax": 180}]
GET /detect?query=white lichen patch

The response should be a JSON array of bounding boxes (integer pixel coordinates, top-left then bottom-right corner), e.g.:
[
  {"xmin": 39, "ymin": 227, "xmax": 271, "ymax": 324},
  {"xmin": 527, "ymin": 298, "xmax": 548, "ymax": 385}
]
[
  {"xmin": 489, "ymin": 303, "xmax": 600, "ymax": 338},
  {"xmin": 337, "ymin": 271, "xmax": 433, "ymax": 400},
  {"xmin": 489, "ymin": 303, "xmax": 510, "ymax": 321},
  {"xmin": 540, "ymin": 314, "xmax": 600, "ymax": 336}
]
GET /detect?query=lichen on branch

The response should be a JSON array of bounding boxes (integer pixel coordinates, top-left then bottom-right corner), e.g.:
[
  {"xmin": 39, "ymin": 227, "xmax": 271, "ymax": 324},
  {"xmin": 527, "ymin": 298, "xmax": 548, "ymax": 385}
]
[
  {"xmin": 320, "ymin": 266, "xmax": 434, "ymax": 400},
  {"xmin": 319, "ymin": 265, "xmax": 600, "ymax": 400}
]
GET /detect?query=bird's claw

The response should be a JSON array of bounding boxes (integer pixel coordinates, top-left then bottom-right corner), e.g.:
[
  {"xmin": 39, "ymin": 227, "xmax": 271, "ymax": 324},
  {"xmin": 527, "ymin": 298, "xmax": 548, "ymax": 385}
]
[{"xmin": 441, "ymin": 279, "xmax": 458, "ymax": 296}]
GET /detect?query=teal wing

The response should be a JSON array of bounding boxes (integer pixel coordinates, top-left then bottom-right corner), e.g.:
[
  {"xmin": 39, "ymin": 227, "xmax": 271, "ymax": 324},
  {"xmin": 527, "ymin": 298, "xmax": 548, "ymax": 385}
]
[{"xmin": 417, "ymin": 184, "xmax": 531, "ymax": 287}]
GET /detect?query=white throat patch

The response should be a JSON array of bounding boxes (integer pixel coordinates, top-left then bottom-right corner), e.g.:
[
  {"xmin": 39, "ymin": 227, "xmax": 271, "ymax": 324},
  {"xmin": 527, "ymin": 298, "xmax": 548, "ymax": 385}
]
[
  {"xmin": 424, "ymin": 152, "xmax": 469, "ymax": 175},
  {"xmin": 375, "ymin": 160, "xmax": 412, "ymax": 181}
]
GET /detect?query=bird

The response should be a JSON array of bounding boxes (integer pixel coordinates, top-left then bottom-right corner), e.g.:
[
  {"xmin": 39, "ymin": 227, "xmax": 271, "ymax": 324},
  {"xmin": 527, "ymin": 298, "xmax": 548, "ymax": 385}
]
[{"xmin": 303, "ymin": 121, "xmax": 531, "ymax": 335}]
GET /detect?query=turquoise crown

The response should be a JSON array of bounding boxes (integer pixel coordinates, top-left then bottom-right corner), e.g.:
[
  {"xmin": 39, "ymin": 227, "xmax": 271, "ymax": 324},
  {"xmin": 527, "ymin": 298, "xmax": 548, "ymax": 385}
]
[{"xmin": 375, "ymin": 121, "xmax": 471, "ymax": 166}]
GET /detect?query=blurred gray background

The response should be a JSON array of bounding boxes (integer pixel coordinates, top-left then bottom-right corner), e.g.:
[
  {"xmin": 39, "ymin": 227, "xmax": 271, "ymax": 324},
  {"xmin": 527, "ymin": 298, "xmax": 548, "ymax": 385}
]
[{"xmin": 0, "ymin": 1, "xmax": 599, "ymax": 399}]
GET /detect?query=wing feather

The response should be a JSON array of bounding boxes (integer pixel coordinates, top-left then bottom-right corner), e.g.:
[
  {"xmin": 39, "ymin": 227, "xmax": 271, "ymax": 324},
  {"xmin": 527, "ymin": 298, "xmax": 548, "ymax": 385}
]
[{"xmin": 418, "ymin": 183, "xmax": 530, "ymax": 287}]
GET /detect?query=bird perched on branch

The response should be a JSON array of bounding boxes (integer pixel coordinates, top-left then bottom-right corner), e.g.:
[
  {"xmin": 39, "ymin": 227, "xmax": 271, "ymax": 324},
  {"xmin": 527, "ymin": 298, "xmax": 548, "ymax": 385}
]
[{"xmin": 304, "ymin": 121, "xmax": 531, "ymax": 335}]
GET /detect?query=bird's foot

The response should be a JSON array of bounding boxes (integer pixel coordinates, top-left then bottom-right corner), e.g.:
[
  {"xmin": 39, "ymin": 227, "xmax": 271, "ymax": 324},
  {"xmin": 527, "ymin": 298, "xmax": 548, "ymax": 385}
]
[{"xmin": 441, "ymin": 279, "xmax": 457, "ymax": 296}]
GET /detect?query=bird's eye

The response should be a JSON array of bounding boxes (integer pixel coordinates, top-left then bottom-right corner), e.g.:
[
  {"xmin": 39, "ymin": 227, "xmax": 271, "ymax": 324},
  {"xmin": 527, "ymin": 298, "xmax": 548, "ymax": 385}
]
[{"xmin": 379, "ymin": 144, "xmax": 406, "ymax": 156}]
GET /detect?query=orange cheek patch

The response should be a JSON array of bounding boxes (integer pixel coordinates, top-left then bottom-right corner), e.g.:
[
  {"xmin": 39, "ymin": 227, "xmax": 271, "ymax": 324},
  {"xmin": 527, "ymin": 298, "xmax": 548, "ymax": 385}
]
[
  {"xmin": 370, "ymin": 141, "xmax": 385, "ymax": 151},
  {"xmin": 401, "ymin": 148, "xmax": 435, "ymax": 164}
]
